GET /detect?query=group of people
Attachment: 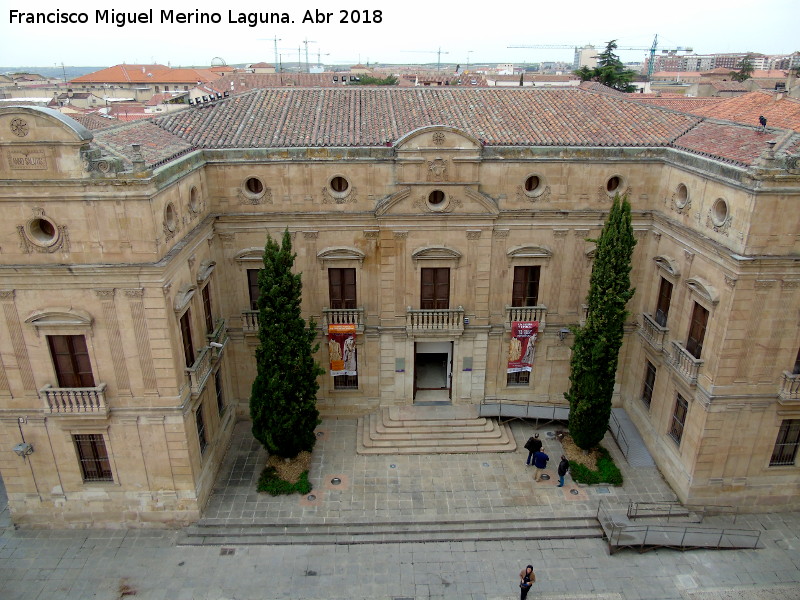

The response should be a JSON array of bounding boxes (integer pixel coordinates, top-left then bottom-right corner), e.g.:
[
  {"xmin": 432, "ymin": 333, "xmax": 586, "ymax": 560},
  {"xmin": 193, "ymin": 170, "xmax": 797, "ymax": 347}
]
[{"xmin": 523, "ymin": 433, "xmax": 570, "ymax": 487}]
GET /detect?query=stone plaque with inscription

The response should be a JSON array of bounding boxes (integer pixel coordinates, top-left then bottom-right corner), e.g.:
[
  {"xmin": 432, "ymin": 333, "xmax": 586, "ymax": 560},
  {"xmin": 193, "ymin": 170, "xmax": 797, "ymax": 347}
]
[{"xmin": 8, "ymin": 150, "xmax": 47, "ymax": 170}]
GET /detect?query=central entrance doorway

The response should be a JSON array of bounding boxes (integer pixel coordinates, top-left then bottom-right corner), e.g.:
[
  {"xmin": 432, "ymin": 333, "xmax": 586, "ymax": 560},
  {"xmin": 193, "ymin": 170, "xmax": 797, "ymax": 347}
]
[{"xmin": 414, "ymin": 341, "xmax": 453, "ymax": 403}]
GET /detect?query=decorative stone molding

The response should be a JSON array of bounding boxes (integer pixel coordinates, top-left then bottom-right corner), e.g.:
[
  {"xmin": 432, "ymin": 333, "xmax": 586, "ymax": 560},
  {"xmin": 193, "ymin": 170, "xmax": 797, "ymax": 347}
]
[
  {"xmin": 162, "ymin": 282, "xmax": 172, "ymax": 296},
  {"xmin": 17, "ymin": 207, "xmax": 69, "ymax": 254},
  {"xmin": 173, "ymin": 283, "xmax": 197, "ymax": 313},
  {"xmin": 466, "ymin": 230, "xmax": 482, "ymax": 240},
  {"xmin": 507, "ymin": 245, "xmax": 553, "ymax": 260},
  {"xmin": 10, "ymin": 117, "xmax": 29, "ymax": 137},
  {"xmin": 123, "ymin": 288, "xmax": 144, "ymax": 298},
  {"xmin": 218, "ymin": 233, "xmax": 235, "ymax": 247},
  {"xmin": 393, "ymin": 231, "xmax": 409, "ymax": 240},
  {"xmin": 706, "ymin": 210, "xmax": 732, "ymax": 236},
  {"xmin": 754, "ymin": 279, "xmax": 777, "ymax": 289},
  {"xmin": 0, "ymin": 290, "xmax": 15, "ymax": 300},
  {"xmin": 683, "ymin": 249, "xmax": 695, "ymax": 264},
  {"xmin": 322, "ymin": 185, "xmax": 357, "ymax": 204},
  {"xmin": 24, "ymin": 308, "xmax": 93, "ymax": 332},
  {"xmin": 413, "ymin": 194, "xmax": 462, "ymax": 213},
  {"xmin": 432, "ymin": 131, "xmax": 446, "ymax": 145},
  {"xmin": 516, "ymin": 184, "xmax": 552, "ymax": 203},
  {"xmin": 426, "ymin": 158, "xmax": 449, "ymax": 182},
  {"xmin": 653, "ymin": 231, "xmax": 661, "ymax": 241},
  {"xmin": 685, "ymin": 277, "xmax": 720, "ymax": 304},
  {"xmin": 411, "ymin": 245, "xmax": 462, "ymax": 269},
  {"xmin": 574, "ymin": 229, "xmax": 590, "ymax": 238},
  {"xmin": 94, "ymin": 289, "xmax": 116, "ymax": 299},
  {"xmin": 187, "ymin": 255, "xmax": 196, "ymax": 269},
  {"xmin": 633, "ymin": 229, "xmax": 648, "ymax": 240},
  {"xmin": 363, "ymin": 230, "xmax": 380, "ymax": 239},
  {"xmin": 237, "ymin": 186, "xmax": 272, "ymax": 205},
  {"xmin": 303, "ymin": 231, "xmax": 319, "ymax": 240},
  {"xmin": 724, "ymin": 274, "xmax": 737, "ymax": 288},
  {"xmin": 553, "ymin": 229, "xmax": 568, "ymax": 238},
  {"xmin": 316, "ymin": 246, "xmax": 366, "ymax": 269},
  {"xmin": 196, "ymin": 260, "xmax": 216, "ymax": 284},
  {"xmin": 653, "ymin": 255, "xmax": 680, "ymax": 278},
  {"xmin": 782, "ymin": 279, "xmax": 800, "ymax": 289},
  {"xmin": 493, "ymin": 229, "xmax": 510, "ymax": 238}
]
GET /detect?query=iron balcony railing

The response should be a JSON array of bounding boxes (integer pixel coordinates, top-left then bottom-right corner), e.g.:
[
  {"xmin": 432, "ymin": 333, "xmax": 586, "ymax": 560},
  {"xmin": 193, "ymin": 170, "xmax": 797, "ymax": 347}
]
[
  {"xmin": 40, "ymin": 383, "xmax": 108, "ymax": 414},
  {"xmin": 187, "ymin": 319, "xmax": 228, "ymax": 396},
  {"xmin": 639, "ymin": 312, "xmax": 668, "ymax": 351},
  {"xmin": 406, "ymin": 306, "xmax": 464, "ymax": 333},
  {"xmin": 670, "ymin": 340, "xmax": 703, "ymax": 386}
]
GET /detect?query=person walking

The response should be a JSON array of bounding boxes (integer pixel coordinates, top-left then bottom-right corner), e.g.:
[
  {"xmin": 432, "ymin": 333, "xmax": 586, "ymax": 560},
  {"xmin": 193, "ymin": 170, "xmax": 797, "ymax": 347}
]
[
  {"xmin": 519, "ymin": 564, "xmax": 535, "ymax": 600},
  {"xmin": 523, "ymin": 433, "xmax": 542, "ymax": 466},
  {"xmin": 557, "ymin": 455, "xmax": 569, "ymax": 487},
  {"xmin": 532, "ymin": 449, "xmax": 549, "ymax": 482}
]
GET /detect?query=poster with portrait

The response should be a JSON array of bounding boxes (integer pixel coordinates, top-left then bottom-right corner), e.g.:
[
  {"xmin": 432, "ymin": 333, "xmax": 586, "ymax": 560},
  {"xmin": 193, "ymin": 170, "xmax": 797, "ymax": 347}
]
[
  {"xmin": 328, "ymin": 323, "xmax": 357, "ymax": 376},
  {"xmin": 507, "ymin": 321, "xmax": 539, "ymax": 373}
]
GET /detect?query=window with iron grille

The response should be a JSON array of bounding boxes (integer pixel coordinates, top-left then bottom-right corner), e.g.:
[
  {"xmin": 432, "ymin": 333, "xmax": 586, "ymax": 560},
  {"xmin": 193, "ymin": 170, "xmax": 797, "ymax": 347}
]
[
  {"xmin": 333, "ymin": 374, "xmax": 358, "ymax": 389},
  {"xmin": 512, "ymin": 266, "xmax": 540, "ymax": 307},
  {"xmin": 214, "ymin": 369, "xmax": 225, "ymax": 416},
  {"xmin": 196, "ymin": 405, "xmax": 207, "ymax": 454},
  {"xmin": 770, "ymin": 419, "xmax": 800, "ymax": 466},
  {"xmin": 641, "ymin": 361, "xmax": 657, "ymax": 408},
  {"xmin": 669, "ymin": 394, "xmax": 688, "ymax": 445},
  {"xmin": 506, "ymin": 371, "xmax": 530, "ymax": 386},
  {"xmin": 73, "ymin": 434, "xmax": 113, "ymax": 482}
]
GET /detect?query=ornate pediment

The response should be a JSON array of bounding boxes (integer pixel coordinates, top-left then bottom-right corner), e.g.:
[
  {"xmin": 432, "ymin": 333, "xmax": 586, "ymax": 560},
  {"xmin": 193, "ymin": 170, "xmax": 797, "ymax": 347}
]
[
  {"xmin": 685, "ymin": 277, "xmax": 719, "ymax": 305},
  {"xmin": 233, "ymin": 247, "xmax": 264, "ymax": 262},
  {"xmin": 174, "ymin": 283, "xmax": 197, "ymax": 313},
  {"xmin": 654, "ymin": 255, "xmax": 680, "ymax": 278},
  {"xmin": 25, "ymin": 307, "xmax": 93, "ymax": 332},
  {"xmin": 316, "ymin": 246, "xmax": 366, "ymax": 269},
  {"xmin": 394, "ymin": 126, "xmax": 482, "ymax": 152},
  {"xmin": 196, "ymin": 259, "xmax": 216, "ymax": 283},
  {"xmin": 411, "ymin": 245, "xmax": 462, "ymax": 268},
  {"xmin": 375, "ymin": 186, "xmax": 498, "ymax": 217},
  {"xmin": 507, "ymin": 245, "xmax": 553, "ymax": 260}
]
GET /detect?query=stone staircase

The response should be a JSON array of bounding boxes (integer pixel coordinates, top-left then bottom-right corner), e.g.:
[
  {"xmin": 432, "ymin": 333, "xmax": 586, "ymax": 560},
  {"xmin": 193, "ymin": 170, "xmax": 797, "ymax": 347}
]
[
  {"xmin": 178, "ymin": 516, "xmax": 604, "ymax": 547},
  {"xmin": 356, "ymin": 405, "xmax": 517, "ymax": 455}
]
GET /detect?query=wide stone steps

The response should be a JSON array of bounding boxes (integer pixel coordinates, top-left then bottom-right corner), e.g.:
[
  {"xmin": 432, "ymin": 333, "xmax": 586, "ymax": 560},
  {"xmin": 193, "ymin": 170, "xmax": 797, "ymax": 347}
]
[
  {"xmin": 356, "ymin": 406, "xmax": 517, "ymax": 455},
  {"xmin": 178, "ymin": 516, "xmax": 604, "ymax": 547}
]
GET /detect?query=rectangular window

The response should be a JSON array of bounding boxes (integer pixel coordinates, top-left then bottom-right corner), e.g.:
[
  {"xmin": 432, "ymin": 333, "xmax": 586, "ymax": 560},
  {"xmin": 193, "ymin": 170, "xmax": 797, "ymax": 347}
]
[
  {"xmin": 247, "ymin": 269, "xmax": 261, "ymax": 310},
  {"xmin": 214, "ymin": 369, "xmax": 225, "ymax": 416},
  {"xmin": 48, "ymin": 335, "xmax": 95, "ymax": 388},
  {"xmin": 669, "ymin": 394, "xmax": 688, "ymax": 445},
  {"xmin": 655, "ymin": 277, "xmax": 673, "ymax": 327},
  {"xmin": 180, "ymin": 310, "xmax": 195, "ymax": 368},
  {"xmin": 685, "ymin": 302, "xmax": 709, "ymax": 359},
  {"xmin": 512, "ymin": 266, "xmax": 541, "ymax": 307},
  {"xmin": 770, "ymin": 420, "xmax": 800, "ymax": 466},
  {"xmin": 202, "ymin": 284, "xmax": 214, "ymax": 334},
  {"xmin": 420, "ymin": 267, "xmax": 450, "ymax": 309},
  {"xmin": 328, "ymin": 268, "xmax": 356, "ymax": 309},
  {"xmin": 73, "ymin": 434, "xmax": 113, "ymax": 482},
  {"xmin": 506, "ymin": 371, "xmax": 530, "ymax": 386},
  {"xmin": 793, "ymin": 347, "xmax": 800, "ymax": 375},
  {"xmin": 642, "ymin": 361, "xmax": 657, "ymax": 408},
  {"xmin": 196, "ymin": 405, "xmax": 207, "ymax": 454}
]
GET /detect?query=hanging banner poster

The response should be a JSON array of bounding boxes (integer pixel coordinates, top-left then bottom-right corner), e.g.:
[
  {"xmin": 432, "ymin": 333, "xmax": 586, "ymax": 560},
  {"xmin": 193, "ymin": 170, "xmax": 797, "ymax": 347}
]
[
  {"xmin": 507, "ymin": 321, "xmax": 539, "ymax": 373},
  {"xmin": 328, "ymin": 323, "xmax": 357, "ymax": 376}
]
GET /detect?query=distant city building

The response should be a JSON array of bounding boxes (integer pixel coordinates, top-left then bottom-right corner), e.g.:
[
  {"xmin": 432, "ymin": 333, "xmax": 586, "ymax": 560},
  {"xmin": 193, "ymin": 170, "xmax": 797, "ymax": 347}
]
[{"xmin": 573, "ymin": 45, "xmax": 598, "ymax": 70}]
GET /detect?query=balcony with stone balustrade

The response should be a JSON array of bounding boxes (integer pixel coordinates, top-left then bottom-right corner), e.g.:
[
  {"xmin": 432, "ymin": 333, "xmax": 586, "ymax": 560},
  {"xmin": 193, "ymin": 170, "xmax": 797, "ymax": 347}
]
[
  {"xmin": 406, "ymin": 306, "xmax": 465, "ymax": 336},
  {"xmin": 39, "ymin": 383, "xmax": 108, "ymax": 416}
]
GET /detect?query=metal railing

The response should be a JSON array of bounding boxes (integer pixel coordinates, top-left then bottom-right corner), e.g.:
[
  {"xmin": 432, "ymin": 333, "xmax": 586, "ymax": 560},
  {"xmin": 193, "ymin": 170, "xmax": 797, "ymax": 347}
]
[
  {"xmin": 406, "ymin": 306, "xmax": 464, "ymax": 332},
  {"xmin": 627, "ymin": 501, "xmax": 689, "ymax": 521},
  {"xmin": 608, "ymin": 410, "xmax": 630, "ymax": 459},
  {"xmin": 639, "ymin": 312, "xmax": 668, "ymax": 351},
  {"xmin": 670, "ymin": 340, "xmax": 703, "ymax": 385},
  {"xmin": 40, "ymin": 383, "xmax": 108, "ymax": 414},
  {"xmin": 779, "ymin": 371, "xmax": 800, "ymax": 402}
]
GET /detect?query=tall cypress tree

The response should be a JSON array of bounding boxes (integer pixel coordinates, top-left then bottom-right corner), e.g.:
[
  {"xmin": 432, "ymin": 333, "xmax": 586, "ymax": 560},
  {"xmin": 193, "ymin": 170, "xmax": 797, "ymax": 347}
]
[
  {"xmin": 565, "ymin": 193, "xmax": 636, "ymax": 449},
  {"xmin": 250, "ymin": 229, "xmax": 323, "ymax": 458}
]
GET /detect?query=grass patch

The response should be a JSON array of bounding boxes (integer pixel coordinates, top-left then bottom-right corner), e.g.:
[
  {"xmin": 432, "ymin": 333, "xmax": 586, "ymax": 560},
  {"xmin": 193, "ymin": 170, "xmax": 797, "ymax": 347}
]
[
  {"xmin": 568, "ymin": 445, "xmax": 623, "ymax": 486},
  {"xmin": 257, "ymin": 466, "xmax": 312, "ymax": 495}
]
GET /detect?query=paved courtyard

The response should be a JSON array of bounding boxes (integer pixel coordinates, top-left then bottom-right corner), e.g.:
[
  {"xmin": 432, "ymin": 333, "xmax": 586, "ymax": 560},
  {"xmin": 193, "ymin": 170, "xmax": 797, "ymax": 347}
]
[{"xmin": 1, "ymin": 415, "xmax": 799, "ymax": 599}]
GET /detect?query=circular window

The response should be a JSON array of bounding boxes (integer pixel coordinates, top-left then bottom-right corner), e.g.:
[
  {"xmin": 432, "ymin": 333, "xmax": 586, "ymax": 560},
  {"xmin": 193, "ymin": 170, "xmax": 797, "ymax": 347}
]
[
  {"xmin": 674, "ymin": 183, "xmax": 689, "ymax": 208},
  {"xmin": 330, "ymin": 176, "xmax": 349, "ymax": 194},
  {"xmin": 606, "ymin": 175, "xmax": 622, "ymax": 194},
  {"xmin": 189, "ymin": 186, "xmax": 200, "ymax": 213},
  {"xmin": 245, "ymin": 177, "xmax": 263, "ymax": 195},
  {"xmin": 711, "ymin": 198, "xmax": 729, "ymax": 226},
  {"xmin": 428, "ymin": 190, "xmax": 445, "ymax": 205},
  {"xmin": 164, "ymin": 203, "xmax": 177, "ymax": 232},
  {"xmin": 525, "ymin": 175, "xmax": 540, "ymax": 192},
  {"xmin": 28, "ymin": 217, "xmax": 58, "ymax": 246}
]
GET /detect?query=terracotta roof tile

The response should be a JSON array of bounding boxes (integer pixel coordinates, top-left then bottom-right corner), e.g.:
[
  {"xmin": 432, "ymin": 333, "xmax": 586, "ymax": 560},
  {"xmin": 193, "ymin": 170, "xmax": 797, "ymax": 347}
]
[
  {"xmin": 92, "ymin": 120, "xmax": 195, "ymax": 167},
  {"xmin": 70, "ymin": 64, "xmax": 169, "ymax": 84},
  {"xmin": 671, "ymin": 121, "xmax": 782, "ymax": 166}
]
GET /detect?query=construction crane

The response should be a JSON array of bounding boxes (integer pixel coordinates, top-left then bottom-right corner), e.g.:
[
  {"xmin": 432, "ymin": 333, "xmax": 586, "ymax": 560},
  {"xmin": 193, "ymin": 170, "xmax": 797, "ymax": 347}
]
[
  {"xmin": 508, "ymin": 35, "xmax": 693, "ymax": 80},
  {"xmin": 401, "ymin": 48, "xmax": 449, "ymax": 72}
]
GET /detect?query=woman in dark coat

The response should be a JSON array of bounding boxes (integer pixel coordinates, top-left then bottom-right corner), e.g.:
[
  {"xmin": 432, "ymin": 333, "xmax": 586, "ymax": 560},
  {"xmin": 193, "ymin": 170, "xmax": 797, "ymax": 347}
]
[{"xmin": 519, "ymin": 564, "xmax": 535, "ymax": 600}]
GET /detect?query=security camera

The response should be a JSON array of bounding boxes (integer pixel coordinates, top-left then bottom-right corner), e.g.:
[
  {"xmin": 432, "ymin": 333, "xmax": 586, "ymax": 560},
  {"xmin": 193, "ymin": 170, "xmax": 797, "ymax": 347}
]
[
  {"xmin": 209, "ymin": 342, "xmax": 224, "ymax": 348},
  {"xmin": 13, "ymin": 442, "xmax": 33, "ymax": 457}
]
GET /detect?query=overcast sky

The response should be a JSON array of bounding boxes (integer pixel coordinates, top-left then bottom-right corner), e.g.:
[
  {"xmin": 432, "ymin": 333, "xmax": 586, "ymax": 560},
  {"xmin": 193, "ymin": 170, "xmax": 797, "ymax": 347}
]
[{"xmin": 1, "ymin": 0, "xmax": 798, "ymax": 68}]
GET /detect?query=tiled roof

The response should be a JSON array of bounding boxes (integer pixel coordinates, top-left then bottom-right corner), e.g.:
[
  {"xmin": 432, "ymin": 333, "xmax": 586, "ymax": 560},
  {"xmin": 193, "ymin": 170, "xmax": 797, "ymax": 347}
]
[
  {"xmin": 92, "ymin": 120, "xmax": 195, "ymax": 168},
  {"xmin": 71, "ymin": 113, "xmax": 117, "ymax": 130},
  {"xmin": 71, "ymin": 64, "xmax": 170, "ymax": 84},
  {"xmin": 629, "ymin": 97, "xmax": 727, "ymax": 112},
  {"xmin": 206, "ymin": 72, "xmax": 360, "ymax": 93},
  {"xmin": 149, "ymin": 69, "xmax": 221, "ymax": 84},
  {"xmin": 710, "ymin": 81, "xmax": 750, "ymax": 92},
  {"xmin": 90, "ymin": 87, "xmax": 797, "ymax": 168}
]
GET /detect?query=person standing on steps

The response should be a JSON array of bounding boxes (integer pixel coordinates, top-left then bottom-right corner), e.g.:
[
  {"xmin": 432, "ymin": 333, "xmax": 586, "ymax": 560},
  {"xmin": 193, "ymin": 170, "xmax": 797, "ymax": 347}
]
[
  {"xmin": 532, "ymin": 448, "xmax": 549, "ymax": 482},
  {"xmin": 557, "ymin": 455, "xmax": 569, "ymax": 487},
  {"xmin": 519, "ymin": 564, "xmax": 535, "ymax": 600},
  {"xmin": 524, "ymin": 433, "xmax": 541, "ymax": 466}
]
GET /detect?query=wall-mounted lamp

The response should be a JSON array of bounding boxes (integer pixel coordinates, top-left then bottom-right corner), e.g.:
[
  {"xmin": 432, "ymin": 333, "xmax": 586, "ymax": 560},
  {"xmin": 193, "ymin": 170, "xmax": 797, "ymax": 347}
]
[
  {"xmin": 13, "ymin": 442, "xmax": 33, "ymax": 457},
  {"xmin": 209, "ymin": 342, "xmax": 224, "ymax": 349},
  {"xmin": 558, "ymin": 328, "xmax": 570, "ymax": 342}
]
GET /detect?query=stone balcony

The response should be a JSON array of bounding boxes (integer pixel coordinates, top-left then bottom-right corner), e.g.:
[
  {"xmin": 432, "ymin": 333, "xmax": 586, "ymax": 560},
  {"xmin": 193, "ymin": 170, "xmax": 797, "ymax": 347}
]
[
  {"xmin": 779, "ymin": 371, "xmax": 800, "ymax": 405},
  {"xmin": 406, "ymin": 306, "xmax": 464, "ymax": 335},
  {"xmin": 242, "ymin": 309, "xmax": 259, "ymax": 333},
  {"xmin": 322, "ymin": 307, "xmax": 365, "ymax": 333},
  {"xmin": 40, "ymin": 383, "xmax": 108, "ymax": 415},
  {"xmin": 187, "ymin": 319, "xmax": 228, "ymax": 397},
  {"xmin": 639, "ymin": 312, "xmax": 669, "ymax": 352},
  {"xmin": 669, "ymin": 340, "xmax": 704, "ymax": 386},
  {"xmin": 504, "ymin": 305, "xmax": 547, "ymax": 331}
]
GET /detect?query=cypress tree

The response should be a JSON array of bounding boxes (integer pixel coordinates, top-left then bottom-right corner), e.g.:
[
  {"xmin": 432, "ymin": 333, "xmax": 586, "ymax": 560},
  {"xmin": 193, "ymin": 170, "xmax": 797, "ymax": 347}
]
[
  {"xmin": 565, "ymin": 193, "xmax": 636, "ymax": 449},
  {"xmin": 249, "ymin": 229, "xmax": 324, "ymax": 458}
]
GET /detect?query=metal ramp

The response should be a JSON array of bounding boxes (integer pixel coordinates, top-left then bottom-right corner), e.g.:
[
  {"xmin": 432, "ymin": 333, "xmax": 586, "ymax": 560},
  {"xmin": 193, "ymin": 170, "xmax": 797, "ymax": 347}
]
[
  {"xmin": 597, "ymin": 500, "xmax": 762, "ymax": 554},
  {"xmin": 609, "ymin": 407, "xmax": 655, "ymax": 467}
]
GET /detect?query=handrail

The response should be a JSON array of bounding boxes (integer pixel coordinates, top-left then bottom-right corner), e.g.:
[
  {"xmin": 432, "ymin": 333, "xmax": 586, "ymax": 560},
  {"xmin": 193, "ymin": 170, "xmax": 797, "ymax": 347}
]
[{"xmin": 608, "ymin": 410, "xmax": 630, "ymax": 459}]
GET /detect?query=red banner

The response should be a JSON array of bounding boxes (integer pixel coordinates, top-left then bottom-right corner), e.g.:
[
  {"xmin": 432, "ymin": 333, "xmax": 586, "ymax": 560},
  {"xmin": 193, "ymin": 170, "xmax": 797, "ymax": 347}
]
[
  {"xmin": 328, "ymin": 324, "xmax": 357, "ymax": 376},
  {"xmin": 507, "ymin": 321, "xmax": 539, "ymax": 373}
]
